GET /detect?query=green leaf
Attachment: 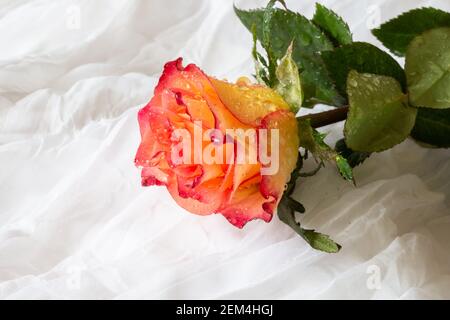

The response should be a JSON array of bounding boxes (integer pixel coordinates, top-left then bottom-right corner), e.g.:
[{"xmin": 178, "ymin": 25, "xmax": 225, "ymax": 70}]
[
  {"xmin": 234, "ymin": 6, "xmax": 345, "ymax": 107},
  {"xmin": 312, "ymin": 3, "xmax": 352, "ymax": 46},
  {"xmin": 372, "ymin": 7, "xmax": 450, "ymax": 56},
  {"xmin": 335, "ymin": 155, "xmax": 354, "ymax": 182},
  {"xmin": 298, "ymin": 119, "xmax": 334, "ymax": 161},
  {"xmin": 405, "ymin": 27, "xmax": 450, "ymax": 109},
  {"xmin": 277, "ymin": 197, "xmax": 341, "ymax": 253},
  {"xmin": 234, "ymin": 6, "xmax": 333, "ymax": 57},
  {"xmin": 275, "ymin": 44, "xmax": 303, "ymax": 112},
  {"xmin": 298, "ymin": 119, "xmax": 354, "ymax": 182},
  {"xmin": 301, "ymin": 229, "xmax": 342, "ymax": 253},
  {"xmin": 322, "ymin": 42, "xmax": 406, "ymax": 98},
  {"xmin": 262, "ymin": 1, "xmax": 276, "ymax": 48},
  {"xmin": 345, "ymin": 71, "xmax": 417, "ymax": 152},
  {"xmin": 249, "ymin": 0, "xmax": 280, "ymax": 87},
  {"xmin": 251, "ymin": 25, "xmax": 269, "ymax": 85},
  {"xmin": 411, "ymin": 108, "xmax": 450, "ymax": 148},
  {"xmin": 335, "ymin": 139, "xmax": 371, "ymax": 168}
]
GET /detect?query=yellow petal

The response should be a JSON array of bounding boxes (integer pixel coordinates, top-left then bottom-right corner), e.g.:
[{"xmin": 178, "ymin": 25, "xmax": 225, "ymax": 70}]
[{"xmin": 209, "ymin": 77, "xmax": 290, "ymax": 126}]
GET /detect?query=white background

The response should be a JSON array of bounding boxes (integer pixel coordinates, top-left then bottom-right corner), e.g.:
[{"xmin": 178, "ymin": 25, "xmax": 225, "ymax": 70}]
[{"xmin": 1, "ymin": 0, "xmax": 450, "ymax": 299}]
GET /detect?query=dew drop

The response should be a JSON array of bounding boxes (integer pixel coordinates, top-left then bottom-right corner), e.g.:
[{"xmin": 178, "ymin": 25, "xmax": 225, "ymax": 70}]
[{"xmin": 349, "ymin": 79, "xmax": 358, "ymax": 87}]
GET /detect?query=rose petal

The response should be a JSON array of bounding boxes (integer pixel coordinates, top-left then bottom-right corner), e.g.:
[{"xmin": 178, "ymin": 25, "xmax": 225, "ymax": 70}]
[
  {"xmin": 209, "ymin": 78, "xmax": 290, "ymax": 126},
  {"xmin": 259, "ymin": 110, "xmax": 299, "ymax": 211},
  {"xmin": 167, "ymin": 176, "xmax": 224, "ymax": 215},
  {"xmin": 218, "ymin": 183, "xmax": 273, "ymax": 228}
]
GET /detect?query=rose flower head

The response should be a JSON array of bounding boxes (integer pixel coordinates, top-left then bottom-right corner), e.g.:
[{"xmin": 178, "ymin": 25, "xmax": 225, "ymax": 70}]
[{"xmin": 135, "ymin": 58, "xmax": 299, "ymax": 228}]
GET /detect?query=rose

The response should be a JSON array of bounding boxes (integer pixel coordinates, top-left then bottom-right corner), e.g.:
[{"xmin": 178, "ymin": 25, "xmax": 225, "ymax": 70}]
[{"xmin": 135, "ymin": 58, "xmax": 299, "ymax": 228}]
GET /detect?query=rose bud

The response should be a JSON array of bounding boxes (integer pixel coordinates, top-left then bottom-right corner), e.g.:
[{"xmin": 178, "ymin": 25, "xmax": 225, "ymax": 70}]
[{"xmin": 135, "ymin": 58, "xmax": 299, "ymax": 228}]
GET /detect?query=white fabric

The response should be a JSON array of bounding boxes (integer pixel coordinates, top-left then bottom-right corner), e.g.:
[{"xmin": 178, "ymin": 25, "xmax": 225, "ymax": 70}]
[{"xmin": 1, "ymin": 0, "xmax": 450, "ymax": 299}]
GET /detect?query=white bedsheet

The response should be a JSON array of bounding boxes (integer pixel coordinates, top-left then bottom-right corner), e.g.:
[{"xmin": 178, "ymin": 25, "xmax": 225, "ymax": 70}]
[{"xmin": 1, "ymin": 0, "xmax": 450, "ymax": 299}]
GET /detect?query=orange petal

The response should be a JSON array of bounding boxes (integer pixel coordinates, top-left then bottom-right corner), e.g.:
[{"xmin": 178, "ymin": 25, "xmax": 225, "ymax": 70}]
[
  {"xmin": 167, "ymin": 176, "xmax": 224, "ymax": 216},
  {"xmin": 218, "ymin": 183, "xmax": 273, "ymax": 228}
]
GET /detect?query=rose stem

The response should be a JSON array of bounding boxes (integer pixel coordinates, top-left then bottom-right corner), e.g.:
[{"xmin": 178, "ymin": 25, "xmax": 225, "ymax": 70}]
[{"xmin": 298, "ymin": 106, "xmax": 349, "ymax": 128}]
